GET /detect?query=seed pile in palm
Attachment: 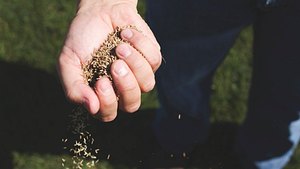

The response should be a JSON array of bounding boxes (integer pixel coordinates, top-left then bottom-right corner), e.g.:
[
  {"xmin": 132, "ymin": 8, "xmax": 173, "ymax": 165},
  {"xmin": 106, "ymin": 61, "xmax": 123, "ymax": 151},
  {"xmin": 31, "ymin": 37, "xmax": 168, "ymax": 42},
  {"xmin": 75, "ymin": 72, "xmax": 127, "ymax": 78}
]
[{"xmin": 82, "ymin": 25, "xmax": 139, "ymax": 87}]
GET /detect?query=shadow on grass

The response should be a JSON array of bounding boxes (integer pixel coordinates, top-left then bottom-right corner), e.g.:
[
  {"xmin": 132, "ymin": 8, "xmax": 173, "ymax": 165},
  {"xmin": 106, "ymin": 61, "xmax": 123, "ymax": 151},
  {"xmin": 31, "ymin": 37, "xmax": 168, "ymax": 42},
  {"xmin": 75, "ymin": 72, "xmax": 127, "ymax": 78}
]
[
  {"xmin": 0, "ymin": 60, "xmax": 243, "ymax": 169},
  {"xmin": 84, "ymin": 110, "xmax": 242, "ymax": 169},
  {"xmin": 0, "ymin": 60, "xmax": 72, "ymax": 168}
]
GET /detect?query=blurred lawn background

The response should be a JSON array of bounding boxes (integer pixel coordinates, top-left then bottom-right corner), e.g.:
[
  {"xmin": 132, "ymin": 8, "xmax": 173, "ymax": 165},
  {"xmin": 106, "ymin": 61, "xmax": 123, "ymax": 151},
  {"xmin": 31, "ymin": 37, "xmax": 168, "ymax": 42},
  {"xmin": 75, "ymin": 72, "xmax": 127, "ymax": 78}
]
[{"xmin": 0, "ymin": 0, "xmax": 299, "ymax": 168}]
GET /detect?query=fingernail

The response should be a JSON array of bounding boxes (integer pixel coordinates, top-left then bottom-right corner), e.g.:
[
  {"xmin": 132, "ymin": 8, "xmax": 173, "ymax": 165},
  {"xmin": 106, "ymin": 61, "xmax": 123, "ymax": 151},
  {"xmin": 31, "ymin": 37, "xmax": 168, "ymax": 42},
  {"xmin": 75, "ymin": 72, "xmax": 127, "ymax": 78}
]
[
  {"xmin": 121, "ymin": 29, "xmax": 133, "ymax": 39},
  {"xmin": 118, "ymin": 44, "xmax": 131, "ymax": 58},
  {"xmin": 114, "ymin": 62, "xmax": 128, "ymax": 77}
]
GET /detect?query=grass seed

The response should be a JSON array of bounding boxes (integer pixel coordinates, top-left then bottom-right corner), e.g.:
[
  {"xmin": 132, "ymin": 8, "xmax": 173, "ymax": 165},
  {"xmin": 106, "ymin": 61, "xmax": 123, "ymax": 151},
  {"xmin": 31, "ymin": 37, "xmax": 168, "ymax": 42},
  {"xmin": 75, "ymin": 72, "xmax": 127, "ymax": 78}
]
[{"xmin": 82, "ymin": 25, "xmax": 140, "ymax": 87}]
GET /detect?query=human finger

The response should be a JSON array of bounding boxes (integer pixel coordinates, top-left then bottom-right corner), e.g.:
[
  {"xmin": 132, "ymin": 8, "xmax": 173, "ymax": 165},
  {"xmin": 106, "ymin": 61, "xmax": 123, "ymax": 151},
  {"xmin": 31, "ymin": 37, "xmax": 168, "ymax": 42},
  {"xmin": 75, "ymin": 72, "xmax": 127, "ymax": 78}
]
[
  {"xmin": 57, "ymin": 47, "xmax": 100, "ymax": 114},
  {"xmin": 111, "ymin": 60, "xmax": 141, "ymax": 113},
  {"xmin": 134, "ymin": 16, "xmax": 161, "ymax": 50},
  {"xmin": 116, "ymin": 43, "xmax": 155, "ymax": 92},
  {"xmin": 94, "ymin": 77, "xmax": 118, "ymax": 122},
  {"xmin": 120, "ymin": 28, "xmax": 162, "ymax": 72}
]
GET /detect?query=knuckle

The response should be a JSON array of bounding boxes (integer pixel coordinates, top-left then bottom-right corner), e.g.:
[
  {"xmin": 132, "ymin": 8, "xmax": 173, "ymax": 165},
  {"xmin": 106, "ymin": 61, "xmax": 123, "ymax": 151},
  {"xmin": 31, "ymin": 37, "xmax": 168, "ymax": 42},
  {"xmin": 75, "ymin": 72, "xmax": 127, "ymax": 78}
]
[
  {"xmin": 132, "ymin": 34, "xmax": 144, "ymax": 45},
  {"xmin": 133, "ymin": 59, "xmax": 145, "ymax": 71},
  {"xmin": 117, "ymin": 7, "xmax": 137, "ymax": 23},
  {"xmin": 118, "ymin": 80, "xmax": 137, "ymax": 92},
  {"xmin": 102, "ymin": 98, "xmax": 117, "ymax": 109}
]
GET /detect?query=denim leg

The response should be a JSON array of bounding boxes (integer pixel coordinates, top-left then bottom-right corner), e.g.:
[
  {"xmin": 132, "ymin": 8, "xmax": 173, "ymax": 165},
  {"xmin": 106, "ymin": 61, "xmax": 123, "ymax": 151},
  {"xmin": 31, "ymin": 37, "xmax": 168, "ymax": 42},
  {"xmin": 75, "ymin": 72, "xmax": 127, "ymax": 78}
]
[
  {"xmin": 236, "ymin": 1, "xmax": 300, "ymax": 168},
  {"xmin": 146, "ymin": 0, "xmax": 255, "ymax": 154},
  {"xmin": 153, "ymin": 30, "xmax": 242, "ymax": 154}
]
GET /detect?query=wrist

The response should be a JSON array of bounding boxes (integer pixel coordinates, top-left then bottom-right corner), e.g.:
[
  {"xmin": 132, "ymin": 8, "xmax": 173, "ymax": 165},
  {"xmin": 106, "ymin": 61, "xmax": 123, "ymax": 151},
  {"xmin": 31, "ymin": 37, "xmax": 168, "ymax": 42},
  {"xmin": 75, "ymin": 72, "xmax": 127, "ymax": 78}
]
[{"xmin": 77, "ymin": 0, "xmax": 137, "ymax": 14}]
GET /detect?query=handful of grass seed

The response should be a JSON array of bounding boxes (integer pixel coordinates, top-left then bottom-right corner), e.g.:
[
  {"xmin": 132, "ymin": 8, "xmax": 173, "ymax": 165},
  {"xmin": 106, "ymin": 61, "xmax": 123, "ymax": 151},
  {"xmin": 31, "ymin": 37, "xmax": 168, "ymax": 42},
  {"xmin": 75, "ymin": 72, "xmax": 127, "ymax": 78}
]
[
  {"xmin": 82, "ymin": 25, "xmax": 139, "ymax": 87},
  {"xmin": 62, "ymin": 26, "xmax": 141, "ymax": 169}
]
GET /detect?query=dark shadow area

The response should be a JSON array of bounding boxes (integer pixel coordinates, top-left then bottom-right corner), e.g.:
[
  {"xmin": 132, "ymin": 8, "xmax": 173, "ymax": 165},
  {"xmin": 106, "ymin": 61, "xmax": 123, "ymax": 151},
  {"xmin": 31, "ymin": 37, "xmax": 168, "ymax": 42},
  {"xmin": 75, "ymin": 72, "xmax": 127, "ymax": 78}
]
[
  {"xmin": 0, "ymin": 60, "xmax": 73, "ymax": 169},
  {"xmin": 88, "ymin": 109, "xmax": 158, "ymax": 168},
  {"xmin": 189, "ymin": 122, "xmax": 241, "ymax": 169},
  {"xmin": 88, "ymin": 111, "xmax": 242, "ymax": 169},
  {"xmin": 0, "ymin": 60, "xmax": 242, "ymax": 169}
]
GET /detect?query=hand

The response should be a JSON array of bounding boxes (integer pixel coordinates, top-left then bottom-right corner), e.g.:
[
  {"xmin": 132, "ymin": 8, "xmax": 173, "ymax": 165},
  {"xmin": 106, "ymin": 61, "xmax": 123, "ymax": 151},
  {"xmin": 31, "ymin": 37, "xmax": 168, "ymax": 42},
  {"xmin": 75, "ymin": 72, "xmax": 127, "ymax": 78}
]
[{"xmin": 57, "ymin": 0, "xmax": 162, "ymax": 122}]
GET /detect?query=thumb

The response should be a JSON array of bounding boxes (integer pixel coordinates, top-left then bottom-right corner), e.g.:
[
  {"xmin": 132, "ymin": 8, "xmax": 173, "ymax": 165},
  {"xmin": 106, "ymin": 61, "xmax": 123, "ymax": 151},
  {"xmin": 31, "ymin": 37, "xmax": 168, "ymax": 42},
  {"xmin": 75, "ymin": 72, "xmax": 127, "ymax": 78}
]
[{"xmin": 57, "ymin": 50, "xmax": 100, "ymax": 114}]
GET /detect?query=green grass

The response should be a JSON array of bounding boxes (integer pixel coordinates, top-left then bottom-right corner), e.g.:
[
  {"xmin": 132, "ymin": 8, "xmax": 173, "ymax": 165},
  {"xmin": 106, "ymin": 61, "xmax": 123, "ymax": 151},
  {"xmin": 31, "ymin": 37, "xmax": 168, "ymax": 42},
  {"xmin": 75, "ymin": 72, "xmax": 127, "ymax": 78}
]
[
  {"xmin": 210, "ymin": 26, "xmax": 253, "ymax": 124},
  {"xmin": 0, "ymin": 0, "xmax": 76, "ymax": 73},
  {"xmin": 0, "ymin": 0, "xmax": 299, "ymax": 168},
  {"xmin": 12, "ymin": 152, "xmax": 120, "ymax": 169},
  {"xmin": 12, "ymin": 152, "xmax": 63, "ymax": 169}
]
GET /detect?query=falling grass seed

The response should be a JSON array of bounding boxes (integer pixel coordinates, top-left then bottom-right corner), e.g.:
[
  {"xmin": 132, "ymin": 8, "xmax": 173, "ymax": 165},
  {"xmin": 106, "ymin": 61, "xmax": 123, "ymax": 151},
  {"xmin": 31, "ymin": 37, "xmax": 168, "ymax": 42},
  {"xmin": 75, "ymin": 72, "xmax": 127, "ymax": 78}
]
[{"xmin": 62, "ymin": 26, "xmax": 140, "ymax": 168}]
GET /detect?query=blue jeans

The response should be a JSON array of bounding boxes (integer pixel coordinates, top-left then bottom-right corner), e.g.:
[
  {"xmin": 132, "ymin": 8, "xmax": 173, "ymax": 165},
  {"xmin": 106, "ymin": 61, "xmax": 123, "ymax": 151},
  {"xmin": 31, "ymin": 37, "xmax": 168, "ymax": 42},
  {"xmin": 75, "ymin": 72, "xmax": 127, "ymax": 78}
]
[{"xmin": 146, "ymin": 0, "xmax": 300, "ymax": 169}]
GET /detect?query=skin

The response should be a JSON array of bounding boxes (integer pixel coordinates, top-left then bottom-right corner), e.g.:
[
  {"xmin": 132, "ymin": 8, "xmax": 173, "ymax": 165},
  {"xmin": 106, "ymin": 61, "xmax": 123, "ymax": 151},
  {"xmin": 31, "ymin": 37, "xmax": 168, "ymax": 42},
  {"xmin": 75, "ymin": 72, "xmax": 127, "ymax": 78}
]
[{"xmin": 57, "ymin": 0, "xmax": 162, "ymax": 122}]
